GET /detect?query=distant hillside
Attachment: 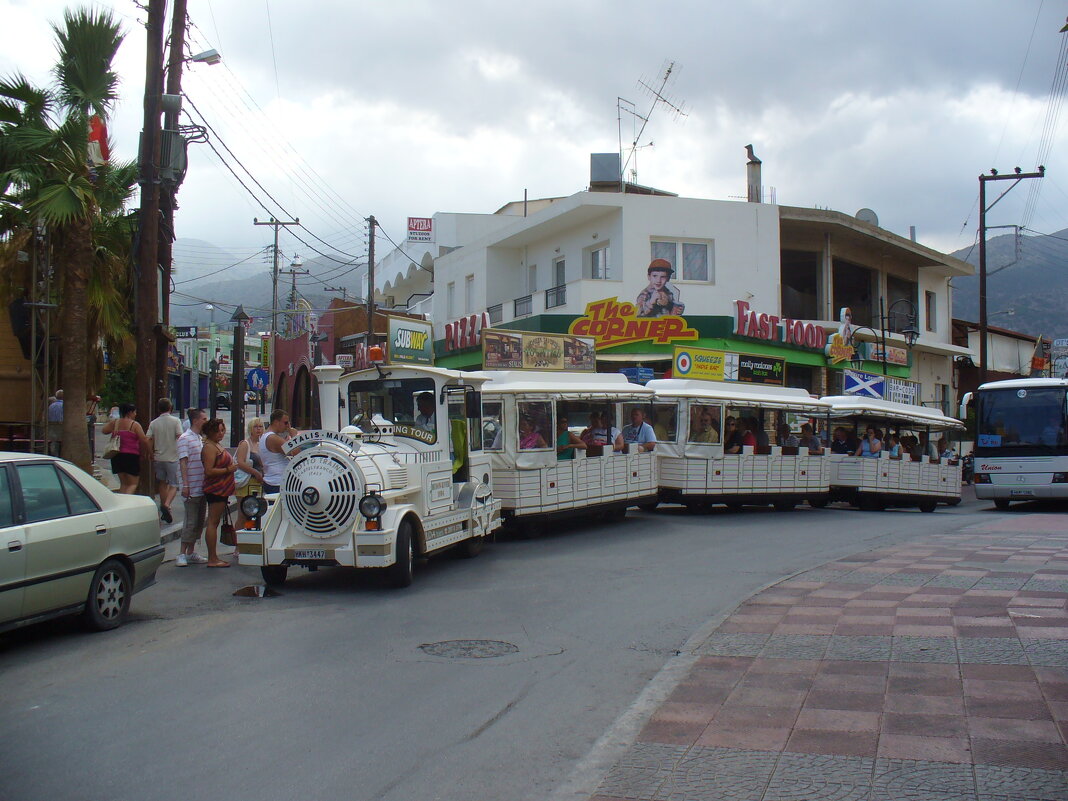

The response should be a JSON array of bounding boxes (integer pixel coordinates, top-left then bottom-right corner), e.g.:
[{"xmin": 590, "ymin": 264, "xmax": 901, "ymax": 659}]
[{"xmin": 951, "ymin": 227, "xmax": 1068, "ymax": 340}]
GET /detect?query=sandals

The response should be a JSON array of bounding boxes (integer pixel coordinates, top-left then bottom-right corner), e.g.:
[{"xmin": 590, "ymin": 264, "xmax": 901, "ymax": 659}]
[{"xmin": 206, "ymin": 561, "xmax": 231, "ymax": 568}]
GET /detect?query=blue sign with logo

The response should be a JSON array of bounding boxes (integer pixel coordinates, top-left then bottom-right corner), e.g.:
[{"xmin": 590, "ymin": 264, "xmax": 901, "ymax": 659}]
[
  {"xmin": 843, "ymin": 369, "xmax": 884, "ymax": 399},
  {"xmin": 246, "ymin": 368, "xmax": 270, "ymax": 391},
  {"xmin": 619, "ymin": 367, "xmax": 655, "ymax": 385}
]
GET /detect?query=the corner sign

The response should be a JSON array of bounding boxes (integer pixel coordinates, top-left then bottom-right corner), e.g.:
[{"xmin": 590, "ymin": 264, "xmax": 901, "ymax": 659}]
[{"xmin": 569, "ymin": 298, "xmax": 698, "ymax": 350}]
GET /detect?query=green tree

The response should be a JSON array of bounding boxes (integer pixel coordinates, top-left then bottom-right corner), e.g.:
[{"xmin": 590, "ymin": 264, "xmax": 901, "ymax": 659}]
[{"xmin": 0, "ymin": 8, "xmax": 126, "ymax": 470}]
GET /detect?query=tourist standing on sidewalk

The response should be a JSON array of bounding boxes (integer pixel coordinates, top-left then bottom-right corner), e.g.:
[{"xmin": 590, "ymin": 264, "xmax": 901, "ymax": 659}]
[
  {"xmin": 201, "ymin": 418, "xmax": 238, "ymax": 568},
  {"xmin": 176, "ymin": 409, "xmax": 208, "ymax": 566},
  {"xmin": 147, "ymin": 398, "xmax": 182, "ymax": 524},
  {"xmin": 261, "ymin": 409, "xmax": 299, "ymax": 494},
  {"xmin": 102, "ymin": 404, "xmax": 150, "ymax": 494},
  {"xmin": 235, "ymin": 417, "xmax": 265, "ymax": 529},
  {"xmin": 47, "ymin": 389, "xmax": 63, "ymax": 457}
]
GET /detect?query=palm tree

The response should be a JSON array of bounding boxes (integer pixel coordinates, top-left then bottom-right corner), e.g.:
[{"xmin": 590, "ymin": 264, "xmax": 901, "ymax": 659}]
[{"xmin": 0, "ymin": 8, "xmax": 124, "ymax": 471}]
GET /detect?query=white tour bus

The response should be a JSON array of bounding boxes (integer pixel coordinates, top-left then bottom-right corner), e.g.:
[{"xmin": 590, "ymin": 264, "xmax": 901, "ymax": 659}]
[
  {"xmin": 472, "ymin": 370, "xmax": 659, "ymax": 531},
  {"xmin": 237, "ymin": 364, "xmax": 502, "ymax": 588},
  {"xmin": 823, "ymin": 395, "xmax": 964, "ymax": 512},
  {"xmin": 962, "ymin": 377, "xmax": 1068, "ymax": 509},
  {"xmin": 646, "ymin": 379, "xmax": 832, "ymax": 511}
]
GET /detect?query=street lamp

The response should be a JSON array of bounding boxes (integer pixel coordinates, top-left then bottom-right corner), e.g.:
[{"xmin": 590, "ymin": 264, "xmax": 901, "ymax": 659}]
[
  {"xmin": 846, "ymin": 297, "xmax": 920, "ymax": 377},
  {"xmin": 209, "ymin": 358, "xmax": 219, "ymax": 419}
]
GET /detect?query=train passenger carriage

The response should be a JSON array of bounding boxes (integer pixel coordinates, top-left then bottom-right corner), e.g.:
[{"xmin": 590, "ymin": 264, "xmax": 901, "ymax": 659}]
[
  {"xmin": 822, "ymin": 395, "xmax": 963, "ymax": 512},
  {"xmin": 238, "ymin": 361, "xmax": 502, "ymax": 588},
  {"xmin": 472, "ymin": 370, "xmax": 660, "ymax": 530},
  {"xmin": 645, "ymin": 379, "xmax": 832, "ymax": 511}
]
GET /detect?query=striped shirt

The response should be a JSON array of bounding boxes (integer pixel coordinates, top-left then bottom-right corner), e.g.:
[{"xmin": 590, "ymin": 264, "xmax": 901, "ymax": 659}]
[{"xmin": 177, "ymin": 428, "xmax": 205, "ymax": 496}]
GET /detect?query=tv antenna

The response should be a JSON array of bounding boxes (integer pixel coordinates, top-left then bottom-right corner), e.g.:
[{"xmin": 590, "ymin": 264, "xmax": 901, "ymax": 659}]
[{"xmin": 618, "ymin": 60, "xmax": 687, "ymax": 184}]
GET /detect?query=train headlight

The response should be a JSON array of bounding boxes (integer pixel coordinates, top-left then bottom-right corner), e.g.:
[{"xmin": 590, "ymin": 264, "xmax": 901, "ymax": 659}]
[
  {"xmin": 241, "ymin": 495, "xmax": 268, "ymax": 521},
  {"xmin": 359, "ymin": 492, "xmax": 386, "ymax": 520}
]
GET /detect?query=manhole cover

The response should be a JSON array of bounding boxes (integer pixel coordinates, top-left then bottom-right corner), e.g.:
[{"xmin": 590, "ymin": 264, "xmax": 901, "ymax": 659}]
[{"xmin": 419, "ymin": 639, "xmax": 519, "ymax": 659}]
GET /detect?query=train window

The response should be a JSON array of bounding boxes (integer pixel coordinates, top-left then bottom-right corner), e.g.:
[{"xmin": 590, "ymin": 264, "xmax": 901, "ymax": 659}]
[
  {"xmin": 483, "ymin": 401, "xmax": 503, "ymax": 450},
  {"xmin": 348, "ymin": 377, "xmax": 437, "ymax": 444},
  {"xmin": 649, "ymin": 403, "xmax": 678, "ymax": 442},
  {"xmin": 688, "ymin": 404, "xmax": 721, "ymax": 444},
  {"xmin": 517, "ymin": 401, "xmax": 553, "ymax": 450}
]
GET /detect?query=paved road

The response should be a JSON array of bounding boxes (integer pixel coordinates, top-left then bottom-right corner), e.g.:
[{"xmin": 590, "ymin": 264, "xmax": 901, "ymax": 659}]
[{"xmin": 0, "ymin": 494, "xmax": 1013, "ymax": 801}]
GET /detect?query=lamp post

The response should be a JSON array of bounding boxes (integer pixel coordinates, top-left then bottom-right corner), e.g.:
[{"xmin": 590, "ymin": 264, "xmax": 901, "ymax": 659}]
[
  {"xmin": 230, "ymin": 305, "xmax": 250, "ymax": 447},
  {"xmin": 847, "ymin": 298, "xmax": 920, "ymax": 378},
  {"xmin": 209, "ymin": 359, "xmax": 219, "ymax": 420}
]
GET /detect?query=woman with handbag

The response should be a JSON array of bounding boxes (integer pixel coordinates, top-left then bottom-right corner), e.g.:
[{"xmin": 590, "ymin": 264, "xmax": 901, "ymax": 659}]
[
  {"xmin": 235, "ymin": 417, "xmax": 265, "ymax": 531},
  {"xmin": 200, "ymin": 418, "xmax": 238, "ymax": 568},
  {"xmin": 101, "ymin": 403, "xmax": 150, "ymax": 494}
]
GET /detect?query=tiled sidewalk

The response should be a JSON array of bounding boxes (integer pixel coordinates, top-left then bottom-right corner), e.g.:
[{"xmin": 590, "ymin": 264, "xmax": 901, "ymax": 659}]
[{"xmin": 591, "ymin": 514, "xmax": 1068, "ymax": 801}]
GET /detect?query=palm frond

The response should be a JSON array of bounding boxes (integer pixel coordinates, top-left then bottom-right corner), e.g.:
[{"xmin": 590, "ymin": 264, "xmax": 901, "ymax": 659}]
[{"xmin": 51, "ymin": 8, "xmax": 123, "ymax": 118}]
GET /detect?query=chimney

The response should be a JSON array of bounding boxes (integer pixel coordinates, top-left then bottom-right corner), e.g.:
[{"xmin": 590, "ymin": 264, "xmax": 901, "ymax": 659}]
[{"xmin": 745, "ymin": 144, "xmax": 762, "ymax": 203}]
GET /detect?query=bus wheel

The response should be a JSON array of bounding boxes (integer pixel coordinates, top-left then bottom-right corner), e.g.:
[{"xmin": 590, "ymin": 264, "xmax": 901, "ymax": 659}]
[
  {"xmin": 773, "ymin": 501, "xmax": 795, "ymax": 512},
  {"xmin": 918, "ymin": 500, "xmax": 937, "ymax": 513},
  {"xmin": 387, "ymin": 520, "xmax": 415, "ymax": 588},
  {"xmin": 995, "ymin": 499, "xmax": 1011, "ymax": 511}
]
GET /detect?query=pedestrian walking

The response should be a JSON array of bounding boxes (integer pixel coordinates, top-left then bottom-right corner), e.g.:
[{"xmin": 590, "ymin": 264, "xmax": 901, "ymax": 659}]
[
  {"xmin": 176, "ymin": 408, "xmax": 208, "ymax": 566},
  {"xmin": 147, "ymin": 397, "xmax": 183, "ymax": 524},
  {"xmin": 101, "ymin": 403, "xmax": 150, "ymax": 494},
  {"xmin": 47, "ymin": 389, "xmax": 63, "ymax": 457},
  {"xmin": 201, "ymin": 418, "xmax": 238, "ymax": 568},
  {"xmin": 235, "ymin": 417, "xmax": 265, "ymax": 529}
]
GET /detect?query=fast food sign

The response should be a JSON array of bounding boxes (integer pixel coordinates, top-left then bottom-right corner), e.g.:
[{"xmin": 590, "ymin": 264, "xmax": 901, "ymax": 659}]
[{"xmin": 569, "ymin": 298, "xmax": 698, "ymax": 350}]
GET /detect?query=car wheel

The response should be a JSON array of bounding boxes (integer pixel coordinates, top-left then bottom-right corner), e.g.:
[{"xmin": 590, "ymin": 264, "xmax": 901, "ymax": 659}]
[
  {"xmin": 83, "ymin": 559, "xmax": 132, "ymax": 631},
  {"xmin": 261, "ymin": 565, "xmax": 288, "ymax": 587},
  {"xmin": 995, "ymin": 499, "xmax": 1010, "ymax": 511},
  {"xmin": 388, "ymin": 519, "xmax": 414, "ymax": 588}
]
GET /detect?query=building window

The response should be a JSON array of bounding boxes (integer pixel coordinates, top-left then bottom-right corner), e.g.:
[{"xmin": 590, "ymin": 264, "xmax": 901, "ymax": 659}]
[
  {"xmin": 588, "ymin": 244, "xmax": 610, "ymax": 279},
  {"xmin": 552, "ymin": 257, "xmax": 565, "ymax": 288},
  {"xmin": 832, "ymin": 259, "xmax": 875, "ymax": 327},
  {"xmin": 527, "ymin": 264, "xmax": 537, "ymax": 294},
  {"xmin": 925, "ymin": 290, "xmax": 937, "ymax": 332},
  {"xmin": 447, "ymin": 282, "xmax": 456, "ymax": 318},
  {"xmin": 464, "ymin": 274, "xmax": 474, "ymax": 314},
  {"xmin": 650, "ymin": 239, "xmax": 714, "ymax": 282},
  {"xmin": 781, "ymin": 250, "xmax": 820, "ymax": 321},
  {"xmin": 488, "ymin": 303, "xmax": 503, "ymax": 324},
  {"xmin": 886, "ymin": 275, "xmax": 918, "ymax": 333}
]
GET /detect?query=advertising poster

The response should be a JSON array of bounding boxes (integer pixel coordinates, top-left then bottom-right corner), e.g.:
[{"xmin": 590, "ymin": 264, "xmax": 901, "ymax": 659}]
[
  {"xmin": 736, "ymin": 354, "xmax": 786, "ymax": 385},
  {"xmin": 674, "ymin": 346, "xmax": 784, "ymax": 385},
  {"xmin": 673, "ymin": 346, "xmax": 725, "ymax": 381},
  {"xmin": 863, "ymin": 342, "xmax": 909, "ymax": 367},
  {"xmin": 387, "ymin": 316, "xmax": 433, "ymax": 364},
  {"xmin": 482, "ymin": 329, "xmax": 595, "ymax": 371},
  {"xmin": 1052, "ymin": 339, "xmax": 1068, "ymax": 378}
]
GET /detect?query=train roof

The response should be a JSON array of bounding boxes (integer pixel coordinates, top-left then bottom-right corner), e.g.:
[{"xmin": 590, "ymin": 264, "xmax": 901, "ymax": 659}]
[
  {"xmin": 470, "ymin": 370, "xmax": 654, "ymax": 398},
  {"xmin": 646, "ymin": 379, "xmax": 830, "ymax": 413},
  {"xmin": 977, "ymin": 377, "xmax": 1068, "ymax": 391},
  {"xmin": 336, "ymin": 364, "xmax": 488, "ymax": 385},
  {"xmin": 822, "ymin": 395, "xmax": 965, "ymax": 429}
]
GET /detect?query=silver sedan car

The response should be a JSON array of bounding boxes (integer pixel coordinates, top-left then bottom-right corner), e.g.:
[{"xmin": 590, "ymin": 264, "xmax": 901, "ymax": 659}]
[{"xmin": 0, "ymin": 453, "xmax": 164, "ymax": 633}]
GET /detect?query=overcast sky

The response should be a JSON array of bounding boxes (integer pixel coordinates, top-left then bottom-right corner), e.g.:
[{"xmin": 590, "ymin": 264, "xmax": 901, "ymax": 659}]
[{"xmin": 2, "ymin": 0, "xmax": 1067, "ymax": 281}]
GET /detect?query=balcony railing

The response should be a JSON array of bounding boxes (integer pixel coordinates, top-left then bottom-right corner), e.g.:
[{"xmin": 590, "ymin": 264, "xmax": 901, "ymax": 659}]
[
  {"xmin": 514, "ymin": 295, "xmax": 532, "ymax": 317},
  {"xmin": 487, "ymin": 303, "xmax": 503, "ymax": 324},
  {"xmin": 544, "ymin": 284, "xmax": 566, "ymax": 309}
]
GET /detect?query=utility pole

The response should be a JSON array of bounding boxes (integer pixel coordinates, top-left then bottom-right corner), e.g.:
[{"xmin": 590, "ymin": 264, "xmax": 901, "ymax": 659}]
[
  {"xmin": 279, "ymin": 257, "xmax": 308, "ymax": 336},
  {"xmin": 253, "ymin": 217, "xmax": 299, "ymax": 336},
  {"xmin": 135, "ymin": 0, "xmax": 166, "ymax": 488},
  {"xmin": 978, "ymin": 167, "xmax": 1044, "ymax": 384},
  {"xmin": 366, "ymin": 215, "xmax": 376, "ymax": 346}
]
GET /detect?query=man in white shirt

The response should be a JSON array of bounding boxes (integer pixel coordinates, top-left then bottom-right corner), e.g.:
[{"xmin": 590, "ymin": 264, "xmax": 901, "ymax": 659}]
[
  {"xmin": 176, "ymin": 409, "xmax": 208, "ymax": 566},
  {"xmin": 147, "ymin": 398, "xmax": 183, "ymax": 524},
  {"xmin": 414, "ymin": 392, "xmax": 436, "ymax": 432},
  {"xmin": 620, "ymin": 407, "xmax": 656, "ymax": 453}
]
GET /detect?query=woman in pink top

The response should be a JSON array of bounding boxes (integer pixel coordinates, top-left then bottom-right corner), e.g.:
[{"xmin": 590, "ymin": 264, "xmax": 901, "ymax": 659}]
[{"xmin": 101, "ymin": 403, "xmax": 150, "ymax": 494}]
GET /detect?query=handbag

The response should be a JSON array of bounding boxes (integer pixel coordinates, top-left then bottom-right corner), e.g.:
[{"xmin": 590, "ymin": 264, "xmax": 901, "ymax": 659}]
[
  {"xmin": 220, "ymin": 506, "xmax": 237, "ymax": 547},
  {"xmin": 234, "ymin": 468, "xmax": 251, "ymax": 489},
  {"xmin": 102, "ymin": 432, "xmax": 122, "ymax": 460}
]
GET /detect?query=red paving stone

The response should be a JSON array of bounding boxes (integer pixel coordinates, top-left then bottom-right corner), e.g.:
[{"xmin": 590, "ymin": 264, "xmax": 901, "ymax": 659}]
[
  {"xmin": 696, "ymin": 725, "xmax": 791, "ymax": 750},
  {"xmin": 786, "ymin": 729, "xmax": 879, "ymax": 757},
  {"xmin": 794, "ymin": 708, "xmax": 881, "ymax": 731},
  {"xmin": 877, "ymin": 733, "xmax": 973, "ymax": 763},
  {"xmin": 884, "ymin": 712, "xmax": 967, "ymax": 738},
  {"xmin": 969, "ymin": 717, "xmax": 1064, "ymax": 742},
  {"xmin": 969, "ymin": 738, "xmax": 1068, "ymax": 770}
]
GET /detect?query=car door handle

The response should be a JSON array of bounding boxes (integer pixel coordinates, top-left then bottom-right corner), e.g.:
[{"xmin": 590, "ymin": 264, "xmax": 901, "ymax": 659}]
[
  {"xmin": 95, "ymin": 525, "xmax": 107, "ymax": 536},
  {"xmin": 7, "ymin": 540, "xmax": 21, "ymax": 552}
]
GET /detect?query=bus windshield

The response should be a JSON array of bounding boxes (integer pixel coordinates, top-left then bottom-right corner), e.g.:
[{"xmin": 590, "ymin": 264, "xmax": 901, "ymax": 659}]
[{"xmin": 976, "ymin": 386, "xmax": 1068, "ymax": 455}]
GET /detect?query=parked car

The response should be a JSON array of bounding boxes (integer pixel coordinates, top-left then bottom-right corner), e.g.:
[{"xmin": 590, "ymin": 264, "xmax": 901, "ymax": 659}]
[
  {"xmin": 215, "ymin": 391, "xmax": 231, "ymax": 410},
  {"xmin": 0, "ymin": 453, "xmax": 164, "ymax": 634}
]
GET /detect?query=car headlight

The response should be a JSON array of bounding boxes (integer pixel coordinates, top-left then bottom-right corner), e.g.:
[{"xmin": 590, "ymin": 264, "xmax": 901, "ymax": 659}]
[
  {"xmin": 358, "ymin": 493, "xmax": 385, "ymax": 519},
  {"xmin": 241, "ymin": 495, "xmax": 269, "ymax": 519}
]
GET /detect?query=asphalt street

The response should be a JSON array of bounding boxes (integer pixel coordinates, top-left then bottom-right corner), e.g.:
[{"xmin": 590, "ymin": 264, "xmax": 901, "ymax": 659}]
[{"xmin": 0, "ymin": 493, "xmax": 1023, "ymax": 801}]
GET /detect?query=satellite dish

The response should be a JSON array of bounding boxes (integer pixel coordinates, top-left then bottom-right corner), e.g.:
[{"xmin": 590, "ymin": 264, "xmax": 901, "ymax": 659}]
[{"xmin": 855, "ymin": 208, "xmax": 879, "ymax": 226}]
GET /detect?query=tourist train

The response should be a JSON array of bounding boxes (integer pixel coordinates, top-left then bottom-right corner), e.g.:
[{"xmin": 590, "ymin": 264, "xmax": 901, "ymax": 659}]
[{"xmin": 237, "ymin": 346, "xmax": 967, "ymax": 587}]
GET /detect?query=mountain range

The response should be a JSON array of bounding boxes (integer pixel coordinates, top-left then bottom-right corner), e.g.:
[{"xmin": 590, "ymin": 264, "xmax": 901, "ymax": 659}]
[{"xmin": 949, "ymin": 226, "xmax": 1068, "ymax": 341}]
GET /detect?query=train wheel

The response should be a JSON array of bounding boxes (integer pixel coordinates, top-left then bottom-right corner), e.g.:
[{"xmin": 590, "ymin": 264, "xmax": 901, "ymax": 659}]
[
  {"xmin": 808, "ymin": 498, "xmax": 828, "ymax": 509},
  {"xmin": 918, "ymin": 500, "xmax": 937, "ymax": 513},
  {"xmin": 387, "ymin": 520, "xmax": 414, "ymax": 588},
  {"xmin": 457, "ymin": 535, "xmax": 484, "ymax": 558},
  {"xmin": 637, "ymin": 501, "xmax": 660, "ymax": 512},
  {"xmin": 727, "ymin": 503, "xmax": 744, "ymax": 512},
  {"xmin": 773, "ymin": 501, "xmax": 795, "ymax": 512},
  {"xmin": 261, "ymin": 565, "xmax": 288, "ymax": 588},
  {"xmin": 995, "ymin": 499, "xmax": 1011, "ymax": 511}
]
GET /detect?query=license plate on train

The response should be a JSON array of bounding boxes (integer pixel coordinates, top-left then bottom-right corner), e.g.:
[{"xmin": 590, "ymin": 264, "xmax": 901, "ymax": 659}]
[{"xmin": 294, "ymin": 549, "xmax": 327, "ymax": 560}]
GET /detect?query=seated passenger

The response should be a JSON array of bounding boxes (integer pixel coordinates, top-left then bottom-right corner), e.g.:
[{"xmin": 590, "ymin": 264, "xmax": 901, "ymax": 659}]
[
  {"xmin": 886, "ymin": 433, "xmax": 902, "ymax": 458},
  {"xmin": 777, "ymin": 423, "xmax": 799, "ymax": 448},
  {"xmin": 518, "ymin": 416, "xmax": 548, "ymax": 450},
  {"xmin": 855, "ymin": 426, "xmax": 883, "ymax": 458},
  {"xmin": 752, "ymin": 418, "xmax": 770, "ymax": 449},
  {"xmin": 580, "ymin": 411, "xmax": 619, "ymax": 456},
  {"xmin": 724, "ymin": 416, "xmax": 744, "ymax": 454},
  {"xmin": 829, "ymin": 427, "xmax": 851, "ymax": 454},
  {"xmin": 556, "ymin": 416, "xmax": 587, "ymax": 460},
  {"xmin": 690, "ymin": 406, "xmax": 720, "ymax": 443},
  {"xmin": 938, "ymin": 437, "xmax": 955, "ymax": 459},
  {"xmin": 800, "ymin": 423, "xmax": 822, "ymax": 455},
  {"xmin": 620, "ymin": 407, "xmax": 656, "ymax": 453},
  {"xmin": 415, "ymin": 392, "xmax": 436, "ymax": 432}
]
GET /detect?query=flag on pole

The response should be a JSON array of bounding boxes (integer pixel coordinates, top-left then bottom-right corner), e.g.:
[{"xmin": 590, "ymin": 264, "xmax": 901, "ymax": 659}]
[{"xmin": 1029, "ymin": 334, "xmax": 1050, "ymax": 377}]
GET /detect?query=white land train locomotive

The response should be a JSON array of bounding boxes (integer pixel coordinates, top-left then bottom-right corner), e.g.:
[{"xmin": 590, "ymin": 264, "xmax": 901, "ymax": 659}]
[{"xmin": 238, "ymin": 365, "xmax": 501, "ymax": 588}]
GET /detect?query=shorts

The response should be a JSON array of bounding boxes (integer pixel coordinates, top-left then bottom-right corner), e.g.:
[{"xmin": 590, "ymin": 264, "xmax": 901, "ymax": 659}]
[
  {"xmin": 236, "ymin": 480, "xmax": 263, "ymax": 498},
  {"xmin": 111, "ymin": 453, "xmax": 140, "ymax": 476},
  {"xmin": 153, "ymin": 460, "xmax": 179, "ymax": 485},
  {"xmin": 204, "ymin": 491, "xmax": 229, "ymax": 505},
  {"xmin": 181, "ymin": 495, "xmax": 207, "ymax": 544}
]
